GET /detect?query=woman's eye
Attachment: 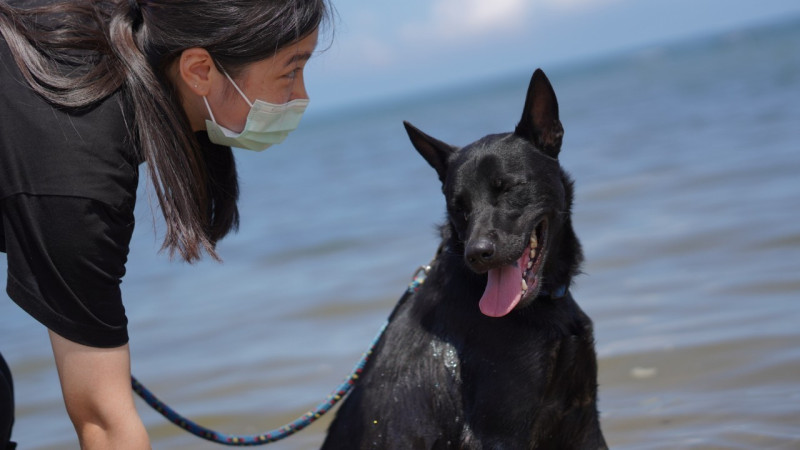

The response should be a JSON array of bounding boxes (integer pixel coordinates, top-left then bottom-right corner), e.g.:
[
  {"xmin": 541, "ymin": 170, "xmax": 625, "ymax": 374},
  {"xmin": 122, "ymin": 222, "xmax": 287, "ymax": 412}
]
[{"xmin": 286, "ymin": 68, "xmax": 302, "ymax": 80}]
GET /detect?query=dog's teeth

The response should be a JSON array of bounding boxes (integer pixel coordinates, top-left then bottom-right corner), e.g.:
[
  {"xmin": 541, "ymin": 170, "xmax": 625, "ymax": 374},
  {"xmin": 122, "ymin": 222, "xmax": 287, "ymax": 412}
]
[
  {"xmin": 530, "ymin": 248, "xmax": 536, "ymax": 259},
  {"xmin": 527, "ymin": 260, "xmax": 533, "ymax": 270},
  {"xmin": 521, "ymin": 279, "xmax": 528, "ymax": 291},
  {"xmin": 530, "ymin": 235, "xmax": 538, "ymax": 248}
]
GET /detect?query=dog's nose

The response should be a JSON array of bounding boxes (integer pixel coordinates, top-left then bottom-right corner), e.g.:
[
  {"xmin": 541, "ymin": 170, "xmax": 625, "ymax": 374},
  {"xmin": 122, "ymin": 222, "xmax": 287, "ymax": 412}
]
[{"xmin": 467, "ymin": 238, "xmax": 496, "ymax": 265}]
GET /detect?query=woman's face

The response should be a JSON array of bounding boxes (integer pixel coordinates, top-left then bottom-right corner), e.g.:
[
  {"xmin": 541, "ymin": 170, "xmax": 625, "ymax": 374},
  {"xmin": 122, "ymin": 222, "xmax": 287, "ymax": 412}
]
[{"xmin": 204, "ymin": 28, "xmax": 319, "ymax": 133}]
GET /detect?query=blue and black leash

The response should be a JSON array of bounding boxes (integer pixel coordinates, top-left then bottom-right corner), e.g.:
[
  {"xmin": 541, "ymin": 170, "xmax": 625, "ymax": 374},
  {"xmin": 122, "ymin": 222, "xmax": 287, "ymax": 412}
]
[{"xmin": 131, "ymin": 266, "xmax": 429, "ymax": 446}]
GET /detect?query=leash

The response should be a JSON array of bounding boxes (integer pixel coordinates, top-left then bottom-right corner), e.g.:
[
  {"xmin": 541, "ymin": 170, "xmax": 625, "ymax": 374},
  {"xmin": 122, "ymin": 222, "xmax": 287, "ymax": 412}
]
[{"xmin": 132, "ymin": 266, "xmax": 429, "ymax": 446}]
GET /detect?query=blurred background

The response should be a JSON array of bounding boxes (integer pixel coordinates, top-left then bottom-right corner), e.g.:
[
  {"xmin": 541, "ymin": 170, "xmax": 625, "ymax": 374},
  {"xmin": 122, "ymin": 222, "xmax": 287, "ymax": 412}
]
[{"xmin": 2, "ymin": 0, "xmax": 800, "ymax": 448}]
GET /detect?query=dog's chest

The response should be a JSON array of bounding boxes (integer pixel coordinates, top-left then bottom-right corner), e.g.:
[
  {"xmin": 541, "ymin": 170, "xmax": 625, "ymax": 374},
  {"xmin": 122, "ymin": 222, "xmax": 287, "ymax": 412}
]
[{"xmin": 428, "ymin": 338, "xmax": 461, "ymax": 382}]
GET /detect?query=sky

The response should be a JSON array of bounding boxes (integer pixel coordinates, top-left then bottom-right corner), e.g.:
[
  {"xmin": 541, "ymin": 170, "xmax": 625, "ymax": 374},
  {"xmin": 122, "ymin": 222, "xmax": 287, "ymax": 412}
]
[{"xmin": 303, "ymin": 0, "xmax": 800, "ymax": 114}]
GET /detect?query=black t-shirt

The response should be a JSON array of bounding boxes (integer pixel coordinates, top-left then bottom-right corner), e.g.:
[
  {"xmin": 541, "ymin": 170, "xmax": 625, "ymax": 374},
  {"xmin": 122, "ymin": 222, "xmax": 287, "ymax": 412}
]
[{"xmin": 0, "ymin": 35, "xmax": 142, "ymax": 348}]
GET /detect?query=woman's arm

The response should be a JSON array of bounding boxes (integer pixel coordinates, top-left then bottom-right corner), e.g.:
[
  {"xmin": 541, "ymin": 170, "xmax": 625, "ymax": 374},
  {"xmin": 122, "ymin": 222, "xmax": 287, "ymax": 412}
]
[
  {"xmin": 3, "ymin": 195, "xmax": 144, "ymax": 447},
  {"xmin": 49, "ymin": 331, "xmax": 150, "ymax": 449}
]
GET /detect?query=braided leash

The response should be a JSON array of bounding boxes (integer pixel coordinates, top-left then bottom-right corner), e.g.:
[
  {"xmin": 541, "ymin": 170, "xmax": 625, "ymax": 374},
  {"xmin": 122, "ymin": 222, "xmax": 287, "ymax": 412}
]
[
  {"xmin": 131, "ymin": 323, "xmax": 385, "ymax": 446},
  {"xmin": 132, "ymin": 268, "xmax": 428, "ymax": 446}
]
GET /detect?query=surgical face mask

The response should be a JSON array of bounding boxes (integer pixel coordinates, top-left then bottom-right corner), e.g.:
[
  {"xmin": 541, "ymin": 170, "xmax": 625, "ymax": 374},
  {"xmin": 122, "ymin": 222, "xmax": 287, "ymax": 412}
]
[{"xmin": 203, "ymin": 69, "xmax": 309, "ymax": 151}]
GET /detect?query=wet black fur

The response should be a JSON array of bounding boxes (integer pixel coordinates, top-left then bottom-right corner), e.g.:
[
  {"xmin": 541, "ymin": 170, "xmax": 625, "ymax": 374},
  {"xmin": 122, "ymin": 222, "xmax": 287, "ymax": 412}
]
[{"xmin": 322, "ymin": 69, "xmax": 607, "ymax": 449}]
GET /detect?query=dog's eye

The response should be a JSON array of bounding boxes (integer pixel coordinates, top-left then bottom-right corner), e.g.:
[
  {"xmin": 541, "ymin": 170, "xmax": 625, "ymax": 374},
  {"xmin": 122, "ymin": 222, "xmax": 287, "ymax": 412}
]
[
  {"xmin": 451, "ymin": 201, "xmax": 470, "ymax": 221},
  {"xmin": 493, "ymin": 179, "xmax": 525, "ymax": 196},
  {"xmin": 492, "ymin": 179, "xmax": 513, "ymax": 195},
  {"xmin": 492, "ymin": 179, "xmax": 505, "ymax": 191}
]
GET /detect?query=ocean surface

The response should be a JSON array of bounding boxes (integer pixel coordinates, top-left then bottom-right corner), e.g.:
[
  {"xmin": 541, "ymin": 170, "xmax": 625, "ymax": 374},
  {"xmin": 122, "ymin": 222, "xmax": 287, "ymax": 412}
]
[{"xmin": 2, "ymin": 16, "xmax": 799, "ymax": 449}]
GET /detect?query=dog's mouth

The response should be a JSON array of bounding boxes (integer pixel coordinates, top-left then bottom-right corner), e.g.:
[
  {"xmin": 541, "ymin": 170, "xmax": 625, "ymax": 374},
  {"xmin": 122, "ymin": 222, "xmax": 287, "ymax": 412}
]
[{"xmin": 479, "ymin": 219, "xmax": 548, "ymax": 317}]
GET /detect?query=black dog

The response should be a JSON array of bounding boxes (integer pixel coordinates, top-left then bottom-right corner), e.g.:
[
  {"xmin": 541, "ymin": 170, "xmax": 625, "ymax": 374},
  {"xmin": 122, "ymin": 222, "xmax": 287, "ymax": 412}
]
[{"xmin": 322, "ymin": 69, "xmax": 606, "ymax": 449}]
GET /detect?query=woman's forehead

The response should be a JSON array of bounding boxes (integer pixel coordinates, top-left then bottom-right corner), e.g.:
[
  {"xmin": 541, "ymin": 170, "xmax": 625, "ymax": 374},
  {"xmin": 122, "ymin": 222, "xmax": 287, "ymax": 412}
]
[{"xmin": 246, "ymin": 28, "xmax": 319, "ymax": 74}]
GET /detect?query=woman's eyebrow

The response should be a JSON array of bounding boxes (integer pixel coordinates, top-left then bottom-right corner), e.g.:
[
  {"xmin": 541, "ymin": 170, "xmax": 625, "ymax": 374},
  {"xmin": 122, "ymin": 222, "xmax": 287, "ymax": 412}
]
[{"xmin": 284, "ymin": 52, "xmax": 313, "ymax": 68}]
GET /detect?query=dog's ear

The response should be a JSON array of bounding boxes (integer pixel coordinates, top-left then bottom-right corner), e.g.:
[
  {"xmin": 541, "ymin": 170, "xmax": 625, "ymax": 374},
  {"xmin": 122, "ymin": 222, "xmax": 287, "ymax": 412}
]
[
  {"xmin": 515, "ymin": 68, "xmax": 564, "ymax": 159},
  {"xmin": 404, "ymin": 121, "xmax": 455, "ymax": 183}
]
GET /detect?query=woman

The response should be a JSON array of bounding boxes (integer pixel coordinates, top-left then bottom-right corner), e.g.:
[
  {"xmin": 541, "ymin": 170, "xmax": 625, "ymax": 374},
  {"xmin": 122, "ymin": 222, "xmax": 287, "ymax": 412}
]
[{"xmin": 0, "ymin": 0, "xmax": 329, "ymax": 447}]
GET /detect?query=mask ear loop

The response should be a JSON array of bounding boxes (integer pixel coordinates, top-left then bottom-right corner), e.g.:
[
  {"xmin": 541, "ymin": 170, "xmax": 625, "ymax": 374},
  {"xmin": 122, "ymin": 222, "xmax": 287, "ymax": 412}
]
[
  {"xmin": 202, "ymin": 66, "xmax": 253, "ymax": 125},
  {"xmin": 220, "ymin": 69, "xmax": 254, "ymax": 107},
  {"xmin": 202, "ymin": 96, "xmax": 218, "ymax": 124}
]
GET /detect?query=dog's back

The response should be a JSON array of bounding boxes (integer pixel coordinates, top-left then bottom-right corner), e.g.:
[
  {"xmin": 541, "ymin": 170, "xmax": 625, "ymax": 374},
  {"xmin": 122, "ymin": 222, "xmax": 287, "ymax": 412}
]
[{"xmin": 323, "ymin": 69, "xmax": 606, "ymax": 449}]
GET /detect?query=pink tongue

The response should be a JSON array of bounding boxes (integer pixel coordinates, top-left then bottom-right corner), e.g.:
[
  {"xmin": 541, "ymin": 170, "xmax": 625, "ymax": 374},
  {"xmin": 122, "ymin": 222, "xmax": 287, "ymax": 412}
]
[{"xmin": 479, "ymin": 262, "xmax": 524, "ymax": 317}]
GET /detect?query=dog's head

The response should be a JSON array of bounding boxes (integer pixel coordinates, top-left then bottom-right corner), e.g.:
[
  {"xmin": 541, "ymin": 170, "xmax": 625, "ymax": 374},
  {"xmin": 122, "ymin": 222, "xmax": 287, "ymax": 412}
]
[{"xmin": 405, "ymin": 69, "xmax": 582, "ymax": 317}]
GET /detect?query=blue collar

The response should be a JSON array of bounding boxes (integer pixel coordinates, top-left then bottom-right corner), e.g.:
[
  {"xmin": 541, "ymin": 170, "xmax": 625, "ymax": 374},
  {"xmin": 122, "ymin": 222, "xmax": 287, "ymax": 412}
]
[{"xmin": 542, "ymin": 285, "xmax": 568, "ymax": 299}]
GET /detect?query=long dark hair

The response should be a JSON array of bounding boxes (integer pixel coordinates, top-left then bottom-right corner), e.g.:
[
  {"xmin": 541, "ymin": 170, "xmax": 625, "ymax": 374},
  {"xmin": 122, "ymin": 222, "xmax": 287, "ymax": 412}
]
[{"xmin": 0, "ymin": 0, "xmax": 330, "ymax": 261}]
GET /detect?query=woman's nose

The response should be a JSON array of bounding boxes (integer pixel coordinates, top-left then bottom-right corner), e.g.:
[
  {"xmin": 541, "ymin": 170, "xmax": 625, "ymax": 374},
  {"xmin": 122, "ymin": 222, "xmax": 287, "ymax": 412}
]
[{"xmin": 289, "ymin": 75, "xmax": 308, "ymax": 101}]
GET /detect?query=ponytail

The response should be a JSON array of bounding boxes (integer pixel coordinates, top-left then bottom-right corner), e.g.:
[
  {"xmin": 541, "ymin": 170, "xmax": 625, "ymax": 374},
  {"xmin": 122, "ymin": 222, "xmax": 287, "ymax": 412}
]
[{"xmin": 107, "ymin": 0, "xmax": 223, "ymax": 261}]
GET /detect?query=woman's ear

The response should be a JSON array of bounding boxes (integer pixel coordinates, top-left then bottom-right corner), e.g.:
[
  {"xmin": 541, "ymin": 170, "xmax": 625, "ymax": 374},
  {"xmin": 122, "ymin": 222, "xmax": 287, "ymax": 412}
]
[{"xmin": 178, "ymin": 48, "xmax": 217, "ymax": 96}]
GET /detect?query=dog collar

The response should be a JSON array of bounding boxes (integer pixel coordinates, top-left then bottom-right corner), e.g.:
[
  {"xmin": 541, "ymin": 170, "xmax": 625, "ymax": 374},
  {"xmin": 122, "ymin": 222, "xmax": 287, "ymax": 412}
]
[{"xmin": 542, "ymin": 285, "xmax": 567, "ymax": 299}]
